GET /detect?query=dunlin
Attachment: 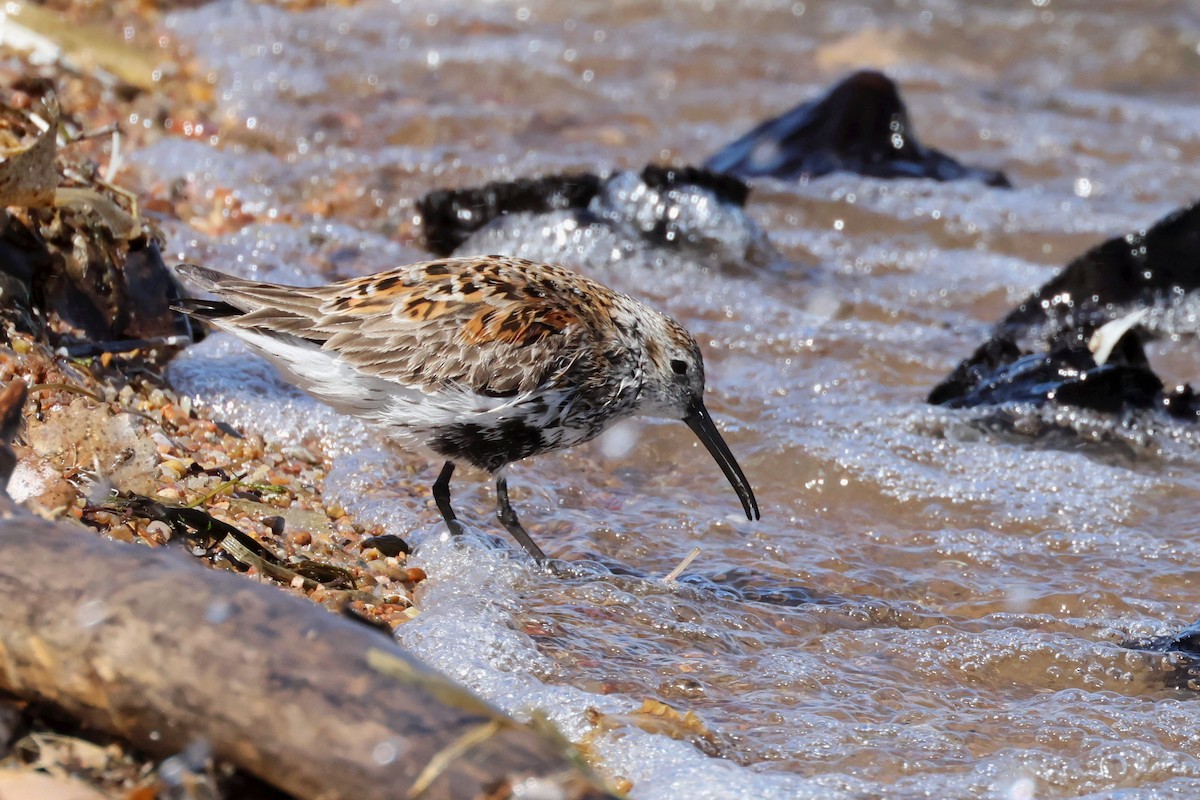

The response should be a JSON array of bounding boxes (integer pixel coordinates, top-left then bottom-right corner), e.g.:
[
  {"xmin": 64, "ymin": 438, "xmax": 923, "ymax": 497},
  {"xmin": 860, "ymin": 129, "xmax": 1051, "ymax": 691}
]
[{"xmin": 175, "ymin": 256, "xmax": 759, "ymax": 561}]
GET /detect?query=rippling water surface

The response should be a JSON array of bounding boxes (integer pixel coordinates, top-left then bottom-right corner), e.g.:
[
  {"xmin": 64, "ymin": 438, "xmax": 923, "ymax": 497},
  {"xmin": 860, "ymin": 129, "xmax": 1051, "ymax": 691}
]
[{"xmin": 145, "ymin": 1, "xmax": 1200, "ymax": 796}]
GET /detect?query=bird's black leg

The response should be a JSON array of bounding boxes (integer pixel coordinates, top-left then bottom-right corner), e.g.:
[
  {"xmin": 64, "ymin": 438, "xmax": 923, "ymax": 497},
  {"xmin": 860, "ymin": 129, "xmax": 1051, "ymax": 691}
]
[
  {"xmin": 432, "ymin": 461, "xmax": 465, "ymax": 536},
  {"xmin": 495, "ymin": 475, "xmax": 548, "ymax": 563}
]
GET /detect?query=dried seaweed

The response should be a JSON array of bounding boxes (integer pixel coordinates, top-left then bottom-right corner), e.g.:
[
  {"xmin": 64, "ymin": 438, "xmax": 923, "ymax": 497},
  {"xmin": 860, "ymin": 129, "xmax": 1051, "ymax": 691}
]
[{"xmin": 96, "ymin": 492, "xmax": 359, "ymax": 592}]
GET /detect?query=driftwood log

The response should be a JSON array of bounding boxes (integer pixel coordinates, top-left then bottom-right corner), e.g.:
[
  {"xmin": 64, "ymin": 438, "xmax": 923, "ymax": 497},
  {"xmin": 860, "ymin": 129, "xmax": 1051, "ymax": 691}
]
[
  {"xmin": 0, "ymin": 518, "xmax": 615, "ymax": 800},
  {"xmin": 0, "ymin": 383, "xmax": 614, "ymax": 800}
]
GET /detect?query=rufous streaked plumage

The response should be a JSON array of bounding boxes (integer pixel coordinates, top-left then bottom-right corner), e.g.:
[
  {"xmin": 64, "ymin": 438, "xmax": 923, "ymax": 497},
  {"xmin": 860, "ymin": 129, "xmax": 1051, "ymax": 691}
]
[{"xmin": 174, "ymin": 255, "xmax": 759, "ymax": 561}]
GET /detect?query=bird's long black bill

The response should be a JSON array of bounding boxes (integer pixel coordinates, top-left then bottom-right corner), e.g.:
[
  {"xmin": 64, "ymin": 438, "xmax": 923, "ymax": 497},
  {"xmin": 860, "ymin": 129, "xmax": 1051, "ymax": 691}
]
[{"xmin": 684, "ymin": 400, "xmax": 760, "ymax": 521}]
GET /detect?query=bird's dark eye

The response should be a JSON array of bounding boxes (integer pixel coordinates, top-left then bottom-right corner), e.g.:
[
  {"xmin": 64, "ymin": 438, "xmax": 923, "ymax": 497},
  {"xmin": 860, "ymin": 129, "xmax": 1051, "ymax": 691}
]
[{"xmin": 670, "ymin": 359, "xmax": 688, "ymax": 376}]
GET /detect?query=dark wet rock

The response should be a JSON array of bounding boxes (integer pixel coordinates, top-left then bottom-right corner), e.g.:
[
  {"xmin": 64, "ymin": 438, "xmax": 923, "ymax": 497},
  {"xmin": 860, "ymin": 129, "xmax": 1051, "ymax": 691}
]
[
  {"xmin": 419, "ymin": 173, "xmax": 602, "ymax": 257},
  {"xmin": 929, "ymin": 331, "xmax": 1197, "ymax": 420},
  {"xmin": 0, "ymin": 212, "xmax": 44, "ymax": 337},
  {"xmin": 0, "ymin": 380, "xmax": 27, "ymax": 496},
  {"xmin": 360, "ymin": 533, "xmax": 411, "ymax": 557},
  {"xmin": 1162, "ymin": 384, "xmax": 1199, "ymax": 420},
  {"xmin": 0, "ymin": 209, "xmax": 189, "ymax": 348},
  {"xmin": 119, "ymin": 239, "xmax": 189, "ymax": 340},
  {"xmin": 705, "ymin": 70, "xmax": 1010, "ymax": 187},
  {"xmin": 929, "ymin": 200, "xmax": 1200, "ymax": 422},
  {"xmin": 1000, "ymin": 200, "xmax": 1200, "ymax": 337},
  {"xmin": 638, "ymin": 164, "xmax": 750, "ymax": 207},
  {"xmin": 1123, "ymin": 621, "xmax": 1200, "ymax": 691},
  {"xmin": 0, "ymin": 91, "xmax": 190, "ymax": 351},
  {"xmin": 1138, "ymin": 620, "xmax": 1200, "ymax": 656},
  {"xmin": 417, "ymin": 165, "xmax": 781, "ymax": 271}
]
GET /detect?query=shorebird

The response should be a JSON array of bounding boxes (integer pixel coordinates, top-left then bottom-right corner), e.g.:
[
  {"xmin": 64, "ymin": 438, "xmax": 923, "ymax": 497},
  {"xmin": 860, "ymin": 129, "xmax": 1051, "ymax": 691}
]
[{"xmin": 174, "ymin": 256, "xmax": 759, "ymax": 561}]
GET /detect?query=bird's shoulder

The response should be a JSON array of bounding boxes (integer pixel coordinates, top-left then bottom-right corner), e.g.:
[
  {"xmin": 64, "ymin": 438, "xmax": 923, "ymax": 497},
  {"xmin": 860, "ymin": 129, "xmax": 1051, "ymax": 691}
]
[
  {"xmin": 312, "ymin": 256, "xmax": 629, "ymax": 396},
  {"xmin": 318, "ymin": 255, "xmax": 618, "ymax": 345}
]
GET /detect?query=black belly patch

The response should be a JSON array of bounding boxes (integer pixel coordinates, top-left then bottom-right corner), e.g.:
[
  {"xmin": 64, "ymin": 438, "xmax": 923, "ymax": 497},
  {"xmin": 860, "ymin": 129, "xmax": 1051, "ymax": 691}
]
[{"xmin": 430, "ymin": 418, "xmax": 547, "ymax": 472}]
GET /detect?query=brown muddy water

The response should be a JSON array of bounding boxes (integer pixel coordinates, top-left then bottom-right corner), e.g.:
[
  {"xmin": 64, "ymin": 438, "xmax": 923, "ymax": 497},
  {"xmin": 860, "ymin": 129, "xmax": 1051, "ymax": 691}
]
[{"xmin": 133, "ymin": 1, "xmax": 1200, "ymax": 797}]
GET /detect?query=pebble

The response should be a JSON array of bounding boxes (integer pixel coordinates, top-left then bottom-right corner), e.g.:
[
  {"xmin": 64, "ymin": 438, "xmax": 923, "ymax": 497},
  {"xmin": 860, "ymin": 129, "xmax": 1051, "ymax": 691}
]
[{"xmin": 144, "ymin": 520, "xmax": 172, "ymax": 544}]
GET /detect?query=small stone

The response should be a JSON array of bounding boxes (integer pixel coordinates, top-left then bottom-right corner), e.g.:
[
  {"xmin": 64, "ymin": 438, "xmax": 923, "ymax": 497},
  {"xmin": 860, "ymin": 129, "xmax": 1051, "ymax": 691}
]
[
  {"xmin": 145, "ymin": 520, "xmax": 172, "ymax": 544},
  {"xmin": 158, "ymin": 459, "xmax": 186, "ymax": 480},
  {"xmin": 360, "ymin": 534, "xmax": 410, "ymax": 558},
  {"xmin": 162, "ymin": 404, "xmax": 189, "ymax": 426}
]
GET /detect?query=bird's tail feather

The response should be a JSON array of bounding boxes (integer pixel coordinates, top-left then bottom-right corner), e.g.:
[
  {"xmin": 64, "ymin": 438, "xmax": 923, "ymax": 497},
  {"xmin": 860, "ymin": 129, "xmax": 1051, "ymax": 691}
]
[
  {"xmin": 175, "ymin": 263, "xmax": 238, "ymax": 293},
  {"xmin": 171, "ymin": 298, "xmax": 240, "ymax": 321}
]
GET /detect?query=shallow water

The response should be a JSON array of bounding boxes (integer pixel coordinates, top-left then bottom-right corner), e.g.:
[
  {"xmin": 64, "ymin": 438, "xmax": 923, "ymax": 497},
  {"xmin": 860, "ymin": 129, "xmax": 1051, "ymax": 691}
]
[{"xmin": 145, "ymin": 1, "xmax": 1200, "ymax": 797}]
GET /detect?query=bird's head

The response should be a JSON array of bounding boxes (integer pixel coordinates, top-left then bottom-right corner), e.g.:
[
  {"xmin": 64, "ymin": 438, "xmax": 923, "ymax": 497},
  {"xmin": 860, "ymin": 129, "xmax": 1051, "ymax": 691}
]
[{"xmin": 632, "ymin": 310, "xmax": 760, "ymax": 522}]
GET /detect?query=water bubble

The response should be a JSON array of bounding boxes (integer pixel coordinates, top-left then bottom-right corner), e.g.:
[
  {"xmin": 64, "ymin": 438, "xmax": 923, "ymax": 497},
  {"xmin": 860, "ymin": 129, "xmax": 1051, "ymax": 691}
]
[
  {"xmin": 76, "ymin": 599, "xmax": 108, "ymax": 628},
  {"xmin": 1006, "ymin": 774, "xmax": 1036, "ymax": 800},
  {"xmin": 372, "ymin": 739, "xmax": 406, "ymax": 764},
  {"xmin": 597, "ymin": 420, "xmax": 639, "ymax": 460},
  {"xmin": 510, "ymin": 776, "xmax": 565, "ymax": 798},
  {"xmin": 206, "ymin": 599, "xmax": 233, "ymax": 624}
]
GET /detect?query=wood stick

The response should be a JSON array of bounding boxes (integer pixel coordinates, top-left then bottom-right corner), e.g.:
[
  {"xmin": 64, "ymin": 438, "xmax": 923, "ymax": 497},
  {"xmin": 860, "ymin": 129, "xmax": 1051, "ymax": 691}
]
[{"xmin": 0, "ymin": 518, "xmax": 614, "ymax": 800}]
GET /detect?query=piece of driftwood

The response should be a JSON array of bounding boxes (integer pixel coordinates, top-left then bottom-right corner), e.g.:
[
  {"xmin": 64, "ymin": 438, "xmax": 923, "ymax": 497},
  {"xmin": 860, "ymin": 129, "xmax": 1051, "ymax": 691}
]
[
  {"xmin": 0, "ymin": 517, "xmax": 615, "ymax": 799},
  {"xmin": 0, "ymin": 380, "xmax": 611, "ymax": 799}
]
